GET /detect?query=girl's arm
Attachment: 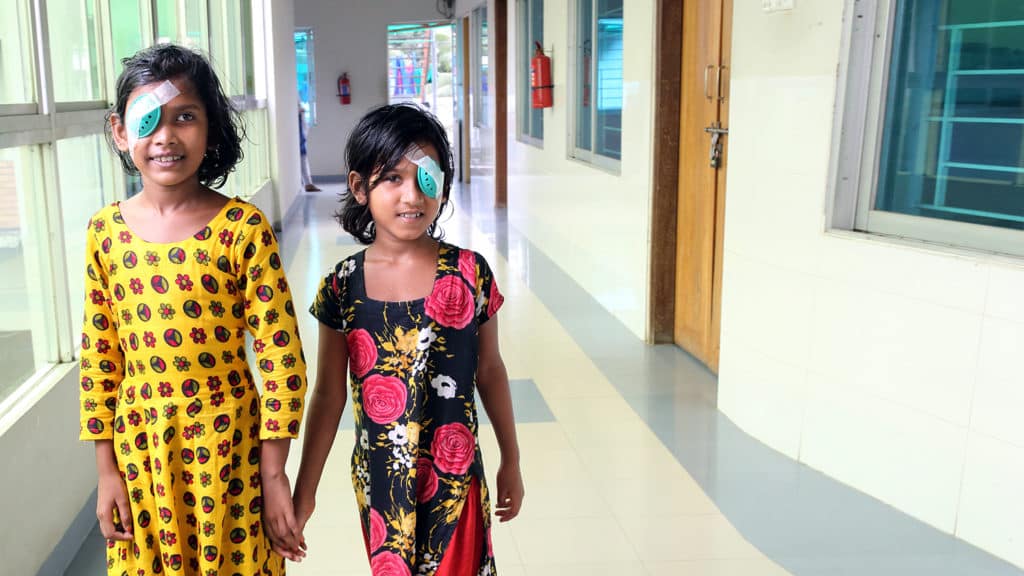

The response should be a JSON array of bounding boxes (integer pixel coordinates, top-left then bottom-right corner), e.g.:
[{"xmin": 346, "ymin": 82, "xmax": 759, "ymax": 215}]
[
  {"xmin": 293, "ymin": 323, "xmax": 349, "ymax": 534},
  {"xmin": 476, "ymin": 316, "xmax": 524, "ymax": 522}
]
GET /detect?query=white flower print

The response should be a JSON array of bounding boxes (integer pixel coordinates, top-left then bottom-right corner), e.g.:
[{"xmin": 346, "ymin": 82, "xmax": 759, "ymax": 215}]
[
  {"xmin": 418, "ymin": 554, "xmax": 440, "ymax": 575},
  {"xmin": 388, "ymin": 424, "xmax": 408, "ymax": 446},
  {"xmin": 412, "ymin": 354, "xmax": 428, "ymax": 378},
  {"xmin": 475, "ymin": 290, "xmax": 487, "ymax": 317},
  {"xmin": 338, "ymin": 259, "xmax": 356, "ymax": 278},
  {"xmin": 359, "ymin": 429, "xmax": 369, "ymax": 450},
  {"xmin": 416, "ymin": 326, "xmax": 437, "ymax": 351},
  {"xmin": 430, "ymin": 374, "xmax": 457, "ymax": 399},
  {"xmin": 391, "ymin": 446, "xmax": 413, "ymax": 470},
  {"xmin": 477, "ymin": 565, "xmax": 493, "ymax": 576}
]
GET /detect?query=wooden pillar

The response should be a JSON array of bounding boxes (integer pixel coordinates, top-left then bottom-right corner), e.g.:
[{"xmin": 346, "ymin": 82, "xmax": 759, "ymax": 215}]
[{"xmin": 494, "ymin": 0, "xmax": 508, "ymax": 206}]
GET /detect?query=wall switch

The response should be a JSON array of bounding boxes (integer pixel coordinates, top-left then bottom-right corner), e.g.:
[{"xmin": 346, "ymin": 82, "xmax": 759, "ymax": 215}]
[{"xmin": 763, "ymin": 0, "xmax": 794, "ymax": 12}]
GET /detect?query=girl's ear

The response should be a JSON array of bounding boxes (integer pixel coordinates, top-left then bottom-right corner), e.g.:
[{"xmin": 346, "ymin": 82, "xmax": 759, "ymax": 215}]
[
  {"xmin": 348, "ymin": 170, "xmax": 367, "ymax": 204},
  {"xmin": 110, "ymin": 114, "xmax": 129, "ymax": 152}
]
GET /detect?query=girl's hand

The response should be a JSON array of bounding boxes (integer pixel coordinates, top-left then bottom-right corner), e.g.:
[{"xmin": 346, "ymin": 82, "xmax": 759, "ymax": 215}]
[
  {"xmin": 96, "ymin": 470, "xmax": 134, "ymax": 541},
  {"xmin": 262, "ymin": 470, "xmax": 306, "ymax": 561},
  {"xmin": 494, "ymin": 460, "xmax": 524, "ymax": 522}
]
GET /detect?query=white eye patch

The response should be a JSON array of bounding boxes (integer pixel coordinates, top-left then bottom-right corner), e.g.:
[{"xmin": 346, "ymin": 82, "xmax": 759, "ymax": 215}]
[
  {"xmin": 405, "ymin": 145, "xmax": 444, "ymax": 199},
  {"xmin": 125, "ymin": 80, "xmax": 180, "ymax": 150}
]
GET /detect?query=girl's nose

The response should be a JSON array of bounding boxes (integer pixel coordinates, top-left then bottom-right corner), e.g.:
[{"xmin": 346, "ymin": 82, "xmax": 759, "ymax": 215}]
[
  {"xmin": 151, "ymin": 115, "xmax": 177, "ymax": 145},
  {"xmin": 400, "ymin": 176, "xmax": 422, "ymax": 202}
]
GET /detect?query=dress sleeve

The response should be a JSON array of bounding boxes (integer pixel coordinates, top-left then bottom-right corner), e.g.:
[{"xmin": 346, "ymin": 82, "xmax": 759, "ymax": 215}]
[
  {"xmin": 235, "ymin": 209, "xmax": 307, "ymax": 439},
  {"xmin": 474, "ymin": 252, "xmax": 504, "ymax": 326},
  {"xmin": 309, "ymin": 260, "xmax": 349, "ymax": 331},
  {"xmin": 79, "ymin": 218, "xmax": 124, "ymax": 441}
]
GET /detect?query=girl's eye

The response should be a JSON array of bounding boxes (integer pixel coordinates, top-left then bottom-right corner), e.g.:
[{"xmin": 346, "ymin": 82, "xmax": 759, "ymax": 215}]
[
  {"xmin": 176, "ymin": 112, "xmax": 195, "ymax": 122},
  {"xmin": 383, "ymin": 174, "xmax": 401, "ymax": 184}
]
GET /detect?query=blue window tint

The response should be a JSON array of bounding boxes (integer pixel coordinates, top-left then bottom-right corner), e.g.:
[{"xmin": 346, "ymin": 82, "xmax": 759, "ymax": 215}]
[{"xmin": 877, "ymin": 1, "xmax": 1024, "ymax": 230}]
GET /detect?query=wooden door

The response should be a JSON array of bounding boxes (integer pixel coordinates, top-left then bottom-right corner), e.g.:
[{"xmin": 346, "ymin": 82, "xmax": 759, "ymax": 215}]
[{"xmin": 673, "ymin": 0, "xmax": 731, "ymax": 372}]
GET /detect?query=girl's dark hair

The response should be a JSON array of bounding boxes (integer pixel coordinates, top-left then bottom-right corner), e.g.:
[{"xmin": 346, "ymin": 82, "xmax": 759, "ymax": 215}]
[
  {"xmin": 104, "ymin": 43, "xmax": 244, "ymax": 189},
  {"xmin": 338, "ymin": 103, "xmax": 454, "ymax": 244}
]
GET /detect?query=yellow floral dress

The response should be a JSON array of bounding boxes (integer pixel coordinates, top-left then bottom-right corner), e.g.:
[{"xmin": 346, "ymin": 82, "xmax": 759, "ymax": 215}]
[{"xmin": 79, "ymin": 197, "xmax": 307, "ymax": 576}]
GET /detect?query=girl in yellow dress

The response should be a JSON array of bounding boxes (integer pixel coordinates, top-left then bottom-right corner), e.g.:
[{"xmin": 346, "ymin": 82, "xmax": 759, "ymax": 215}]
[{"xmin": 79, "ymin": 44, "xmax": 307, "ymax": 575}]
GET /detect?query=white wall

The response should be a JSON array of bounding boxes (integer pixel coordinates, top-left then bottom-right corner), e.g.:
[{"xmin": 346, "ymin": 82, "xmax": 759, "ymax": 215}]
[
  {"xmin": 718, "ymin": 1, "xmax": 1024, "ymax": 568},
  {"xmin": 262, "ymin": 0, "xmax": 300, "ymax": 225},
  {"xmin": 295, "ymin": 0, "xmax": 456, "ymax": 176},
  {"xmin": 0, "ymin": 369, "xmax": 94, "ymax": 576},
  {"xmin": 504, "ymin": 0, "xmax": 656, "ymax": 340}
]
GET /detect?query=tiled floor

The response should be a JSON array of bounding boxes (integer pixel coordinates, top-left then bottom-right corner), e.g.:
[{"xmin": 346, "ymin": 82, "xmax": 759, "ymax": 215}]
[{"xmin": 63, "ymin": 180, "xmax": 1024, "ymax": 575}]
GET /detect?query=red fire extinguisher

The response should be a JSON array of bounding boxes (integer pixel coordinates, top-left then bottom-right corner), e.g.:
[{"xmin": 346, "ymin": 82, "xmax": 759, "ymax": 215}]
[
  {"xmin": 530, "ymin": 41, "xmax": 552, "ymax": 109},
  {"xmin": 337, "ymin": 73, "xmax": 351, "ymax": 105}
]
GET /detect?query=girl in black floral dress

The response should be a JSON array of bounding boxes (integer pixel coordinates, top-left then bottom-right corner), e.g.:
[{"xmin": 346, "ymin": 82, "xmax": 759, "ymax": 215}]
[{"xmin": 295, "ymin": 103, "xmax": 523, "ymax": 576}]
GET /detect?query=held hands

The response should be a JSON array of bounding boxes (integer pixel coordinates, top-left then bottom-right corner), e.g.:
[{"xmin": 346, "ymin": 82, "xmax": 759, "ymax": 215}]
[
  {"xmin": 262, "ymin": 470, "xmax": 307, "ymax": 562},
  {"xmin": 97, "ymin": 470, "xmax": 134, "ymax": 541},
  {"xmin": 495, "ymin": 459, "xmax": 524, "ymax": 522}
]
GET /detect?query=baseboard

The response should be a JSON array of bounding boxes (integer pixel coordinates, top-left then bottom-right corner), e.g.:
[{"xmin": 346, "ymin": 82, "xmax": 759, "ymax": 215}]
[
  {"xmin": 35, "ymin": 489, "xmax": 97, "ymax": 576},
  {"xmin": 312, "ymin": 174, "xmax": 346, "ymax": 183}
]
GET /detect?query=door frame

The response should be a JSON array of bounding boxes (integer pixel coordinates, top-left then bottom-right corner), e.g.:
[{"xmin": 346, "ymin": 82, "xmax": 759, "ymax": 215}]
[{"xmin": 649, "ymin": 0, "xmax": 684, "ymax": 343}]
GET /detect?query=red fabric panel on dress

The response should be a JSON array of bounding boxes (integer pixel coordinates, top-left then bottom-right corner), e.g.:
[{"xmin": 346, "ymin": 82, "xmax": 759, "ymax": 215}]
[{"xmin": 435, "ymin": 476, "xmax": 485, "ymax": 576}]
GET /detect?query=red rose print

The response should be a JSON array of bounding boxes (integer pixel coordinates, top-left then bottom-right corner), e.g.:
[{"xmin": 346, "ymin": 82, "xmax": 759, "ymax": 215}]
[
  {"xmin": 458, "ymin": 250, "xmax": 476, "ymax": 286},
  {"xmin": 415, "ymin": 458, "xmax": 438, "ymax": 503},
  {"xmin": 487, "ymin": 279, "xmax": 504, "ymax": 318},
  {"xmin": 347, "ymin": 329, "xmax": 378, "ymax": 378},
  {"xmin": 362, "ymin": 375, "xmax": 407, "ymax": 424},
  {"xmin": 431, "ymin": 422, "xmax": 475, "ymax": 475},
  {"xmin": 369, "ymin": 507, "xmax": 386, "ymax": 552},
  {"xmin": 424, "ymin": 275, "xmax": 474, "ymax": 329},
  {"xmin": 369, "ymin": 551, "xmax": 409, "ymax": 576}
]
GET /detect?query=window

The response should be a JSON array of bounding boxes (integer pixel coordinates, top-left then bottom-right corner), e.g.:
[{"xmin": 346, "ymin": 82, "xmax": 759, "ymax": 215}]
[
  {"xmin": 0, "ymin": 0, "xmax": 37, "ymax": 110},
  {"xmin": 295, "ymin": 28, "xmax": 316, "ymax": 126},
  {"xmin": 0, "ymin": 0, "xmax": 273, "ymax": 417},
  {"xmin": 473, "ymin": 6, "xmax": 489, "ymax": 127},
  {"xmin": 47, "ymin": 0, "xmax": 102, "ymax": 104},
  {"xmin": 571, "ymin": 0, "xmax": 622, "ymax": 165},
  {"xmin": 835, "ymin": 0, "xmax": 1024, "ymax": 255},
  {"xmin": 517, "ymin": 0, "xmax": 543, "ymax": 143},
  {"xmin": 0, "ymin": 146, "xmax": 55, "ymax": 405}
]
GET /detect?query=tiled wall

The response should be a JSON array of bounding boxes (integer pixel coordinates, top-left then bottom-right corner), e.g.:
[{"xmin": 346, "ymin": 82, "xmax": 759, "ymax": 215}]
[
  {"xmin": 718, "ymin": 1, "xmax": 1024, "ymax": 567},
  {"xmin": 504, "ymin": 0, "xmax": 656, "ymax": 340}
]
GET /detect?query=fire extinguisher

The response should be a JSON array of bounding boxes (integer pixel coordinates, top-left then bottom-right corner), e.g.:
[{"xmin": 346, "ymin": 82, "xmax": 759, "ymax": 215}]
[
  {"xmin": 337, "ymin": 73, "xmax": 351, "ymax": 105},
  {"xmin": 530, "ymin": 41, "xmax": 552, "ymax": 109}
]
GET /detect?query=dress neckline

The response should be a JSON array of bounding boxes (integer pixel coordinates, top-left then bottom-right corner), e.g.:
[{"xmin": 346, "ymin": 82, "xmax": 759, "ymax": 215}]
[
  {"xmin": 357, "ymin": 242, "xmax": 445, "ymax": 305},
  {"xmin": 114, "ymin": 195, "xmax": 239, "ymax": 246}
]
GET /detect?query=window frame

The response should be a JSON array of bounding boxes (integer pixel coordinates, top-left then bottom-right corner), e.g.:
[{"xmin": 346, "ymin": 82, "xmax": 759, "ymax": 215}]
[
  {"xmin": 831, "ymin": 0, "xmax": 1024, "ymax": 257},
  {"xmin": 567, "ymin": 0, "xmax": 622, "ymax": 172},
  {"xmin": 0, "ymin": 0, "xmax": 272, "ymax": 422},
  {"xmin": 516, "ymin": 0, "xmax": 543, "ymax": 146},
  {"xmin": 471, "ymin": 5, "xmax": 489, "ymax": 128}
]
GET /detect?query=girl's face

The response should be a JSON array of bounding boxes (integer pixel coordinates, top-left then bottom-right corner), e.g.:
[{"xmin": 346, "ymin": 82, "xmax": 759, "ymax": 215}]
[
  {"xmin": 112, "ymin": 76, "xmax": 209, "ymax": 192},
  {"xmin": 352, "ymin": 142, "xmax": 446, "ymax": 244}
]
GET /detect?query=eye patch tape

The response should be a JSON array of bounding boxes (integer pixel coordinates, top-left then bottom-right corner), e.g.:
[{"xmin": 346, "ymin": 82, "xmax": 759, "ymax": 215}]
[
  {"xmin": 125, "ymin": 80, "xmax": 180, "ymax": 149},
  {"xmin": 405, "ymin": 146, "xmax": 444, "ymax": 199}
]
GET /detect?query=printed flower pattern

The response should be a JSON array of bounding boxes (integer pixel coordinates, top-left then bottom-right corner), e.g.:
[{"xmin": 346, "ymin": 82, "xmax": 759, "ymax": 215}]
[{"xmin": 78, "ymin": 199, "xmax": 306, "ymax": 576}]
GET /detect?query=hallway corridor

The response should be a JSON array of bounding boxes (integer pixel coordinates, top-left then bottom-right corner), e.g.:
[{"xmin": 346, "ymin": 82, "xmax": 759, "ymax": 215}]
[{"xmin": 63, "ymin": 182, "xmax": 1024, "ymax": 576}]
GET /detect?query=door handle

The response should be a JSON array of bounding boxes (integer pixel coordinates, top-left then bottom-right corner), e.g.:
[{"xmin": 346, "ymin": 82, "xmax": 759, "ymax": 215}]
[
  {"xmin": 704, "ymin": 65, "xmax": 715, "ymax": 100},
  {"xmin": 716, "ymin": 65, "xmax": 728, "ymax": 102}
]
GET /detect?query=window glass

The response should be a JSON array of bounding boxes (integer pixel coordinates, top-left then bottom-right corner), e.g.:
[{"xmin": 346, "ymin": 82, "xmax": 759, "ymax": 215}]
[
  {"xmin": 0, "ymin": 0, "xmax": 36, "ymax": 106},
  {"xmin": 110, "ymin": 0, "xmax": 144, "ymax": 70},
  {"xmin": 0, "ymin": 147, "xmax": 52, "ymax": 403},
  {"xmin": 594, "ymin": 0, "xmax": 622, "ymax": 159},
  {"xmin": 295, "ymin": 28, "xmax": 316, "ymax": 126},
  {"xmin": 876, "ymin": 0, "xmax": 1024, "ymax": 230},
  {"xmin": 155, "ymin": 0, "xmax": 179, "ymax": 44},
  {"xmin": 575, "ymin": 0, "xmax": 593, "ymax": 151},
  {"xmin": 47, "ymin": 0, "xmax": 102, "ymax": 102}
]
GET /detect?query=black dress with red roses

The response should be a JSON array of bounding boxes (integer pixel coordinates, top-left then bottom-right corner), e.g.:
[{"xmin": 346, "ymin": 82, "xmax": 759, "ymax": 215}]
[{"xmin": 310, "ymin": 242, "xmax": 504, "ymax": 576}]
